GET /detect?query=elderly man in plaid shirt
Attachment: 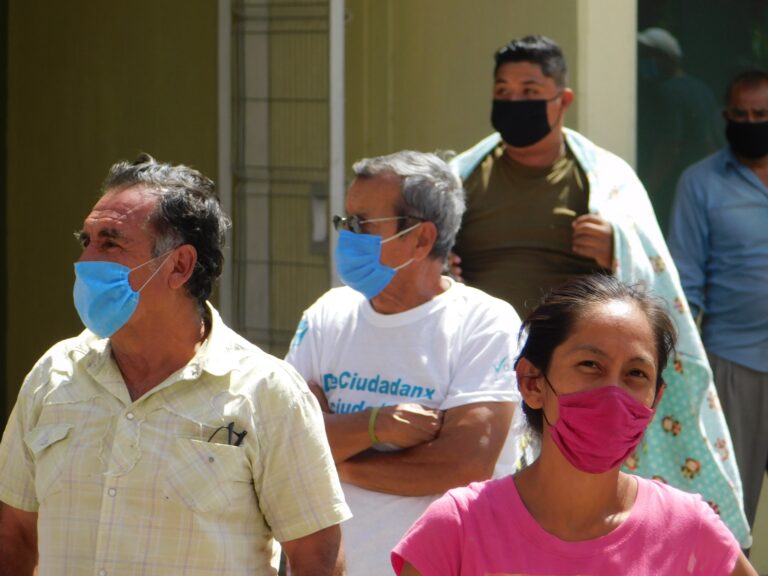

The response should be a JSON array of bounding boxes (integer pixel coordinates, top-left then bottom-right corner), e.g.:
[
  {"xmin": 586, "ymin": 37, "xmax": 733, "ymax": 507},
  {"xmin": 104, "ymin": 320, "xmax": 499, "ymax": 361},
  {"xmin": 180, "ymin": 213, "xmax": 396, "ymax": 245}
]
[{"xmin": 0, "ymin": 154, "xmax": 350, "ymax": 576}]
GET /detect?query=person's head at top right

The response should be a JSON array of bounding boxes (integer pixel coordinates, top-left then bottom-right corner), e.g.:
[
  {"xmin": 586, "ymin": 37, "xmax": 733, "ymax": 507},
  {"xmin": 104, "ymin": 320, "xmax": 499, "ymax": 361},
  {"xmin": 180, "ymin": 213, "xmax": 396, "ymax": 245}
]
[
  {"xmin": 491, "ymin": 35, "xmax": 575, "ymax": 155},
  {"xmin": 722, "ymin": 69, "xmax": 768, "ymax": 161}
]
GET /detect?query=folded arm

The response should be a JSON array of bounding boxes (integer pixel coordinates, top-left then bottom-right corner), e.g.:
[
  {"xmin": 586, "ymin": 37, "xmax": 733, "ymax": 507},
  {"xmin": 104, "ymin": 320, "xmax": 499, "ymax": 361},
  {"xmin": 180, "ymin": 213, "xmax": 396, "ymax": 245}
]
[
  {"xmin": 308, "ymin": 382, "xmax": 443, "ymax": 464},
  {"xmin": 337, "ymin": 401, "xmax": 514, "ymax": 496}
]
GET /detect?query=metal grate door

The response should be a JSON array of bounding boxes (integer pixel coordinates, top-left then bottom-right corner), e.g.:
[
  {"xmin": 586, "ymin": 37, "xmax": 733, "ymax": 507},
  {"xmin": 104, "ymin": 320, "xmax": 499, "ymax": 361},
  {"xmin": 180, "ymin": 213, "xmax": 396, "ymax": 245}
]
[{"xmin": 230, "ymin": 0, "xmax": 336, "ymax": 355}]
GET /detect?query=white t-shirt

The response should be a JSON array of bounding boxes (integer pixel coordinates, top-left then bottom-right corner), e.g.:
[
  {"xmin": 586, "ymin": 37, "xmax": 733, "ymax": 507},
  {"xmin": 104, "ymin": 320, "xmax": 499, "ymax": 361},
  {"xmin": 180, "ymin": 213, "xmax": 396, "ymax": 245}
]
[{"xmin": 286, "ymin": 279, "xmax": 522, "ymax": 576}]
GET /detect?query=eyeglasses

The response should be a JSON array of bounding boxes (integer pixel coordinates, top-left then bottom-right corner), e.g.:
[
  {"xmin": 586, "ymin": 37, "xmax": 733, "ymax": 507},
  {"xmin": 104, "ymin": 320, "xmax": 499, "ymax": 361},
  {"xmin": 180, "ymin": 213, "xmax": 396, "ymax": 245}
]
[
  {"xmin": 207, "ymin": 422, "xmax": 248, "ymax": 447},
  {"xmin": 332, "ymin": 214, "xmax": 424, "ymax": 234}
]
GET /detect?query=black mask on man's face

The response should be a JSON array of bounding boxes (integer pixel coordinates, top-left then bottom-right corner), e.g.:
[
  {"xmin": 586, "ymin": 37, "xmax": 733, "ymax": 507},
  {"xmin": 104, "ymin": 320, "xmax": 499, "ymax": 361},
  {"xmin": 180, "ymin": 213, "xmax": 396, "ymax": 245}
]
[
  {"xmin": 725, "ymin": 119, "xmax": 768, "ymax": 159},
  {"xmin": 491, "ymin": 97, "xmax": 560, "ymax": 148}
]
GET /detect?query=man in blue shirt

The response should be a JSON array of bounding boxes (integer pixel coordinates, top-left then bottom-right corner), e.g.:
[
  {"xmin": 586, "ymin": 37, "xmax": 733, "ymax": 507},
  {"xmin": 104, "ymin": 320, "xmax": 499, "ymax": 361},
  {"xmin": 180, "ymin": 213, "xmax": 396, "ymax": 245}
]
[{"xmin": 669, "ymin": 69, "xmax": 768, "ymax": 534}]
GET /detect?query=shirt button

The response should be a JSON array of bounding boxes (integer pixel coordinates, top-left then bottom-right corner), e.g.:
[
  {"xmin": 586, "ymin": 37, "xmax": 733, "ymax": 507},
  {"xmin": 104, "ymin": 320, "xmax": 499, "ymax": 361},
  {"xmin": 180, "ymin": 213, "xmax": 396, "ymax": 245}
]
[
  {"xmin": 126, "ymin": 412, "xmax": 135, "ymax": 420},
  {"xmin": 108, "ymin": 488, "xmax": 116, "ymax": 497}
]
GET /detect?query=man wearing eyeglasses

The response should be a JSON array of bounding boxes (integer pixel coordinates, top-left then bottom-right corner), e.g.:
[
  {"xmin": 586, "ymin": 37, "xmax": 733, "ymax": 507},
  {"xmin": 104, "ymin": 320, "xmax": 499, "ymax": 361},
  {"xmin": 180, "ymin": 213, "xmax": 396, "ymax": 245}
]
[
  {"xmin": 286, "ymin": 150, "xmax": 522, "ymax": 575},
  {"xmin": 0, "ymin": 155, "xmax": 350, "ymax": 575},
  {"xmin": 448, "ymin": 35, "xmax": 750, "ymax": 545}
]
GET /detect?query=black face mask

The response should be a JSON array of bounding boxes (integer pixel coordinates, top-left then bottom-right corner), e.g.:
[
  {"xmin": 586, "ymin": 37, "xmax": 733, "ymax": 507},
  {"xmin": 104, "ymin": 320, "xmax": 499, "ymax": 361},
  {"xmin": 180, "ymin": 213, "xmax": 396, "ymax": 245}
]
[
  {"xmin": 491, "ymin": 98, "xmax": 554, "ymax": 148},
  {"xmin": 725, "ymin": 119, "xmax": 768, "ymax": 159}
]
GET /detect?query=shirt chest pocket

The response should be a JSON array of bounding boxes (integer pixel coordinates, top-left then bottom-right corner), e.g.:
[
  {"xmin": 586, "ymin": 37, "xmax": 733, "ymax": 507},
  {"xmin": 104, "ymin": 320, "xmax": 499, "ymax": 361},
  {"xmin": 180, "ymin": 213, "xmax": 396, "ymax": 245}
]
[
  {"xmin": 165, "ymin": 438, "xmax": 254, "ymax": 514},
  {"xmin": 710, "ymin": 199, "xmax": 768, "ymax": 249},
  {"xmin": 24, "ymin": 423, "xmax": 73, "ymax": 502}
]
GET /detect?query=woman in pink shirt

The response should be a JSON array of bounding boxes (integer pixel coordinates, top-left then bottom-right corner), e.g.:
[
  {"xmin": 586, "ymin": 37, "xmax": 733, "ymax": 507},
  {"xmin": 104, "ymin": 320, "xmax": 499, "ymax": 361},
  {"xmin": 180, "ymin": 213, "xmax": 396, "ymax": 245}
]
[{"xmin": 392, "ymin": 274, "xmax": 756, "ymax": 576}]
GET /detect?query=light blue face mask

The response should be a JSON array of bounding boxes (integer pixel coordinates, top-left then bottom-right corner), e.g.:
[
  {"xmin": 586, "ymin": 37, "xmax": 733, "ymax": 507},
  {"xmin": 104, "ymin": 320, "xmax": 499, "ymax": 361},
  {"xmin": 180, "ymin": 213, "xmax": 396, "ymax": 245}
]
[
  {"xmin": 335, "ymin": 223, "xmax": 420, "ymax": 300},
  {"xmin": 73, "ymin": 252, "xmax": 173, "ymax": 338}
]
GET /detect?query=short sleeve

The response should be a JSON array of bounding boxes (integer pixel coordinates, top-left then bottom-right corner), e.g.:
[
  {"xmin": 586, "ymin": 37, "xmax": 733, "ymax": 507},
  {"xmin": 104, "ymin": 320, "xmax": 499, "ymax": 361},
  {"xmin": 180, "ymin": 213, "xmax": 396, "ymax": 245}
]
[
  {"xmin": 391, "ymin": 491, "xmax": 463, "ymax": 576},
  {"xmin": 285, "ymin": 311, "xmax": 317, "ymax": 382},
  {"xmin": 442, "ymin": 297, "xmax": 521, "ymax": 411},
  {"xmin": 251, "ymin": 363, "xmax": 351, "ymax": 542},
  {"xmin": 689, "ymin": 497, "xmax": 741, "ymax": 575},
  {"xmin": 0, "ymin": 394, "xmax": 41, "ymax": 512}
]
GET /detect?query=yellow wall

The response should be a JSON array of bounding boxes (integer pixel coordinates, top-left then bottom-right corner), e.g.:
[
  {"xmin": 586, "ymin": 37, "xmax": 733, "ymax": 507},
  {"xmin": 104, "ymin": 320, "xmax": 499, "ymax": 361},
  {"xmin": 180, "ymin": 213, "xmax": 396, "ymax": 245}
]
[
  {"xmin": 344, "ymin": 0, "xmax": 636, "ymax": 169},
  {"xmin": 575, "ymin": 0, "xmax": 637, "ymax": 163},
  {"xmin": 5, "ymin": 1, "xmax": 218, "ymax": 415},
  {"xmin": 345, "ymin": 0, "xmax": 575, "ymax": 163}
]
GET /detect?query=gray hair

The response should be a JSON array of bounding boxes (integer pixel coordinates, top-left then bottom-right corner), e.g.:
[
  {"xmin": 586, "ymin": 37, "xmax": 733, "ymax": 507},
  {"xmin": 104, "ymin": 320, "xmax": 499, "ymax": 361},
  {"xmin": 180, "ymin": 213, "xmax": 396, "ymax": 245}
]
[
  {"xmin": 101, "ymin": 153, "xmax": 231, "ymax": 310},
  {"xmin": 352, "ymin": 151, "xmax": 465, "ymax": 259}
]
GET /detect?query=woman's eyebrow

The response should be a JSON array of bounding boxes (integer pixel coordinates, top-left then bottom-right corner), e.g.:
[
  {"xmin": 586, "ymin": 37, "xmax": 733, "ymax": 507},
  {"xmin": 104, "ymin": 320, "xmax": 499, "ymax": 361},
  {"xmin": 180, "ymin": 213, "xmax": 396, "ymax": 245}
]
[{"xmin": 569, "ymin": 345, "xmax": 655, "ymax": 365}]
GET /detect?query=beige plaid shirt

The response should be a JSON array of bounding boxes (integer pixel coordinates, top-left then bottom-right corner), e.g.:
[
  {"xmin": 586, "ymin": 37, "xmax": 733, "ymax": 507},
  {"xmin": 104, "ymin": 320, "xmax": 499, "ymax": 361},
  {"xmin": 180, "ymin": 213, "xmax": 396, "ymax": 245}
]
[{"xmin": 0, "ymin": 304, "xmax": 350, "ymax": 576}]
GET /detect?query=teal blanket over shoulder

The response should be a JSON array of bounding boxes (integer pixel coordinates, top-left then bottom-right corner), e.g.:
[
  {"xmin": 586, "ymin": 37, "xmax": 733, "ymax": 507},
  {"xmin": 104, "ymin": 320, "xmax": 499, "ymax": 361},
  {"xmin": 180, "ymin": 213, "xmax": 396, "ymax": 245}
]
[{"xmin": 452, "ymin": 129, "xmax": 751, "ymax": 546}]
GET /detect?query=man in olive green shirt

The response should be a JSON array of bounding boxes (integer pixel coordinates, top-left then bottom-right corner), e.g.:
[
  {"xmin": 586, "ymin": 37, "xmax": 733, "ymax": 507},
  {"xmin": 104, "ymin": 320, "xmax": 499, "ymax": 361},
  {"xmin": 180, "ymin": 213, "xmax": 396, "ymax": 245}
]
[
  {"xmin": 456, "ymin": 142, "xmax": 608, "ymax": 313},
  {"xmin": 452, "ymin": 35, "xmax": 612, "ymax": 315}
]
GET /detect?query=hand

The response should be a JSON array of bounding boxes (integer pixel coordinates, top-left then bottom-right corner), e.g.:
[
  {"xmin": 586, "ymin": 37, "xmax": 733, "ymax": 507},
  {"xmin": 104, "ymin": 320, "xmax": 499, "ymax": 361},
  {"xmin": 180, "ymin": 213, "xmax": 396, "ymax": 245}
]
[
  {"xmin": 376, "ymin": 403, "xmax": 443, "ymax": 448},
  {"xmin": 445, "ymin": 252, "xmax": 463, "ymax": 282},
  {"xmin": 572, "ymin": 213, "xmax": 614, "ymax": 269},
  {"xmin": 308, "ymin": 381, "xmax": 333, "ymax": 414}
]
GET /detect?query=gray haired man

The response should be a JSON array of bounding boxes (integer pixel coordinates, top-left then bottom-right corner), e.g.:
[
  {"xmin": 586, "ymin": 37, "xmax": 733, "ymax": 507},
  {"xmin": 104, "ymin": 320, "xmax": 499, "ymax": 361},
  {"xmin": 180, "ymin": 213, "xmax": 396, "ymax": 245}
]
[{"xmin": 286, "ymin": 150, "xmax": 522, "ymax": 575}]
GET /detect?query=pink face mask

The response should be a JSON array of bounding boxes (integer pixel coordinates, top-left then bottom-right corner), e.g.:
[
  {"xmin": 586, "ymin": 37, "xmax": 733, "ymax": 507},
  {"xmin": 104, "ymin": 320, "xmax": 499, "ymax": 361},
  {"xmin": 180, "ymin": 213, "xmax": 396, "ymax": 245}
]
[{"xmin": 543, "ymin": 376, "xmax": 655, "ymax": 474}]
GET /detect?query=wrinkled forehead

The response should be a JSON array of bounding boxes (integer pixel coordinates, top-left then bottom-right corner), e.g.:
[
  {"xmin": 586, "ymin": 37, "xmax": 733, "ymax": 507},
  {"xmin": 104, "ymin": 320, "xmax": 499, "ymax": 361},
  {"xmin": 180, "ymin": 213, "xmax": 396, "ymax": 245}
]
[{"xmin": 86, "ymin": 185, "xmax": 158, "ymax": 233}]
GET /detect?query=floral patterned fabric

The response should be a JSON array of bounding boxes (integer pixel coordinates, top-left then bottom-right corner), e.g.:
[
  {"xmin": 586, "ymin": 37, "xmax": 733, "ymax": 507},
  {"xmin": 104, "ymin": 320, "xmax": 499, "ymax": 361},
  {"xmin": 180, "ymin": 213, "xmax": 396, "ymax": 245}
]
[{"xmin": 451, "ymin": 129, "xmax": 751, "ymax": 546}]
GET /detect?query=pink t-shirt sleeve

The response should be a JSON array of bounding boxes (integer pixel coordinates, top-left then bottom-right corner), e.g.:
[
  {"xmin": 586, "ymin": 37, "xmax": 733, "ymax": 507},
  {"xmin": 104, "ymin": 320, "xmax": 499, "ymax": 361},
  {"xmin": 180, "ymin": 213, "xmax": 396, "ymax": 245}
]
[
  {"xmin": 688, "ymin": 496, "xmax": 741, "ymax": 575},
  {"xmin": 391, "ymin": 491, "xmax": 463, "ymax": 576}
]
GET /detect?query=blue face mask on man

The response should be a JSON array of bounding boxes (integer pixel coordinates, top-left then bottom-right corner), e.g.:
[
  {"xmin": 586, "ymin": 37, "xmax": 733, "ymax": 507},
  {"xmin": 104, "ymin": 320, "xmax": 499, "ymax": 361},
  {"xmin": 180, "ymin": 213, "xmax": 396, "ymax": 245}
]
[
  {"xmin": 73, "ymin": 251, "xmax": 173, "ymax": 338},
  {"xmin": 335, "ymin": 222, "xmax": 421, "ymax": 300}
]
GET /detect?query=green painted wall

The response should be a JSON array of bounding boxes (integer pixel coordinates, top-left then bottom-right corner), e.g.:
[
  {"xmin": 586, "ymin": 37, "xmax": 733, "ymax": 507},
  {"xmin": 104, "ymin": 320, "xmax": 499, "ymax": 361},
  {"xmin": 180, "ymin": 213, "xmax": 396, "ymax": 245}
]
[{"xmin": 5, "ymin": 1, "xmax": 218, "ymax": 418}]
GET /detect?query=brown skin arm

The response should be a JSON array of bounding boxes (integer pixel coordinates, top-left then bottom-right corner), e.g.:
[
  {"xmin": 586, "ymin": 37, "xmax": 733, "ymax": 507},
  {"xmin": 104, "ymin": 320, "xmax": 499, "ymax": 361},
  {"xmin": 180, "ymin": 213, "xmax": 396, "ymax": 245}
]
[
  {"xmin": 730, "ymin": 551, "xmax": 758, "ymax": 576},
  {"xmin": 0, "ymin": 503, "xmax": 37, "ymax": 576},
  {"xmin": 308, "ymin": 382, "xmax": 442, "ymax": 464},
  {"xmin": 400, "ymin": 561, "xmax": 422, "ymax": 576},
  {"xmin": 281, "ymin": 524, "xmax": 345, "ymax": 576},
  {"xmin": 337, "ymin": 401, "xmax": 514, "ymax": 496}
]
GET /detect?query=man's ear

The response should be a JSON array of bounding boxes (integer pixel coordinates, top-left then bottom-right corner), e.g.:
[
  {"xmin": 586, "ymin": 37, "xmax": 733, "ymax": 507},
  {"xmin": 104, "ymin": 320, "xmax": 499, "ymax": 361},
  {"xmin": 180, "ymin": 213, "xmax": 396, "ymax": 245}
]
[
  {"xmin": 560, "ymin": 87, "xmax": 575, "ymax": 111},
  {"xmin": 413, "ymin": 221, "xmax": 437, "ymax": 260},
  {"xmin": 168, "ymin": 244, "xmax": 197, "ymax": 291},
  {"xmin": 516, "ymin": 357, "xmax": 545, "ymax": 409}
]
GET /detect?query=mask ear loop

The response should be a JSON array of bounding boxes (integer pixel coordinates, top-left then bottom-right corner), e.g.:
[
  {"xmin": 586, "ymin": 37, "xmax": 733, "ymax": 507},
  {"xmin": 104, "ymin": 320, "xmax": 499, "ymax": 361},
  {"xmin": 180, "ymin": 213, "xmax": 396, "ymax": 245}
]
[
  {"xmin": 133, "ymin": 250, "xmax": 175, "ymax": 293},
  {"xmin": 382, "ymin": 222, "xmax": 422, "ymax": 272},
  {"xmin": 393, "ymin": 258, "xmax": 414, "ymax": 272},
  {"xmin": 381, "ymin": 221, "xmax": 422, "ymax": 244},
  {"xmin": 540, "ymin": 373, "xmax": 559, "ymax": 428}
]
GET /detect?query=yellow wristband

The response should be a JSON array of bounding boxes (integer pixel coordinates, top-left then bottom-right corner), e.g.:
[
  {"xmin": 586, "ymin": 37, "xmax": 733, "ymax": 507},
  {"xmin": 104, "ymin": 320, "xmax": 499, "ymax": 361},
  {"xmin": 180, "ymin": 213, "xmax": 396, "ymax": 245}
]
[{"xmin": 368, "ymin": 406, "xmax": 381, "ymax": 445}]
